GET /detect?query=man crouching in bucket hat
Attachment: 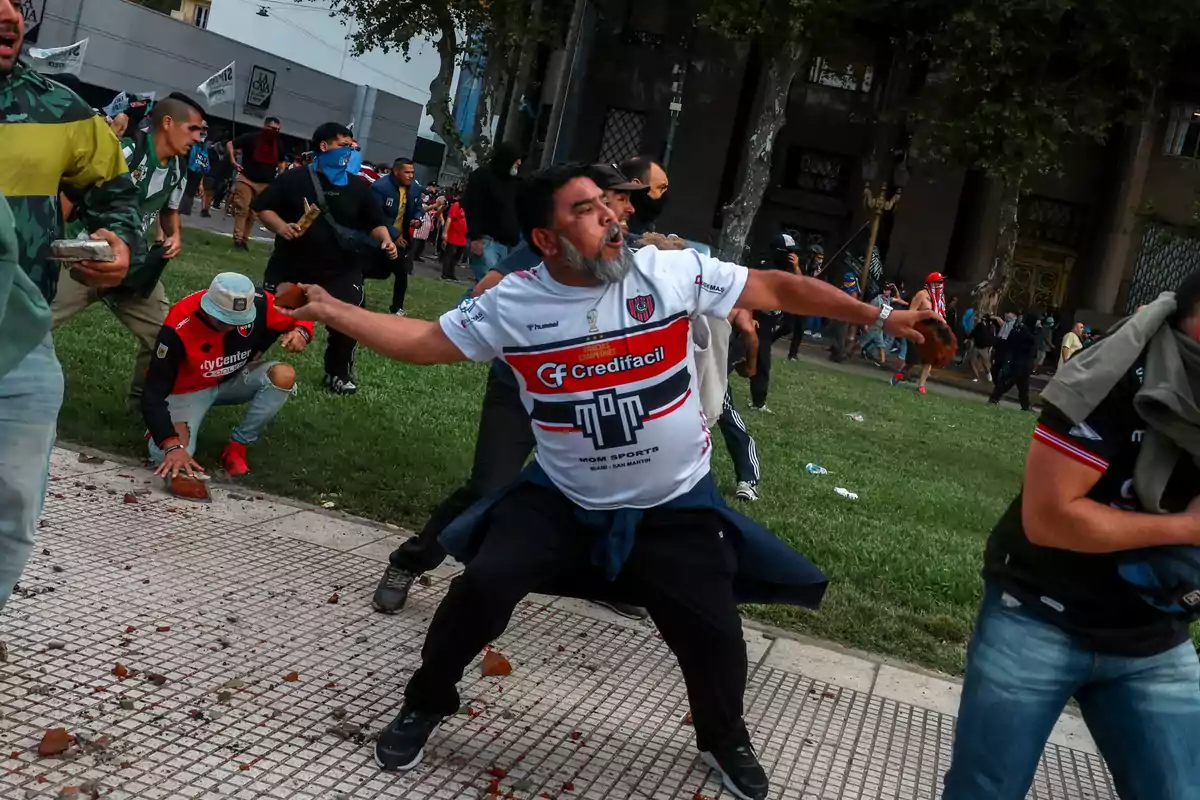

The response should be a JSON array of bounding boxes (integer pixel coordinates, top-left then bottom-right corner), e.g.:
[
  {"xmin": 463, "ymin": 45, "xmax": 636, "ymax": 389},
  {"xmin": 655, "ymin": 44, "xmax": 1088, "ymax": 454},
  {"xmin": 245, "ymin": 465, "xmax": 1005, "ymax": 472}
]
[
  {"xmin": 943, "ymin": 269, "xmax": 1200, "ymax": 798},
  {"xmin": 141, "ymin": 272, "xmax": 313, "ymax": 479}
]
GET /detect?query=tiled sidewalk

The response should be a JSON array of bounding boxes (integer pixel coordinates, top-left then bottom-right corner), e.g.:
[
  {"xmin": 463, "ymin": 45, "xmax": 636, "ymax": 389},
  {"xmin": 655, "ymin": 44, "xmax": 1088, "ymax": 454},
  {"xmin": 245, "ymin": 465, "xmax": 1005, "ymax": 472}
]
[{"xmin": 0, "ymin": 449, "xmax": 1114, "ymax": 799}]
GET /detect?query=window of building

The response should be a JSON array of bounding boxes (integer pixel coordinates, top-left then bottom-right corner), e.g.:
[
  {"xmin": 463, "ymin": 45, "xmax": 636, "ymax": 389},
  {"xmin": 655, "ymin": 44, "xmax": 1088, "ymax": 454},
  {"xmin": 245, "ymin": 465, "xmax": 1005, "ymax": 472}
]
[
  {"xmin": 1019, "ymin": 195, "xmax": 1087, "ymax": 250},
  {"xmin": 1164, "ymin": 104, "xmax": 1200, "ymax": 158},
  {"xmin": 597, "ymin": 108, "xmax": 645, "ymax": 164},
  {"xmin": 807, "ymin": 56, "xmax": 874, "ymax": 94},
  {"xmin": 193, "ymin": 3, "xmax": 210, "ymax": 29},
  {"xmin": 781, "ymin": 147, "xmax": 849, "ymax": 197}
]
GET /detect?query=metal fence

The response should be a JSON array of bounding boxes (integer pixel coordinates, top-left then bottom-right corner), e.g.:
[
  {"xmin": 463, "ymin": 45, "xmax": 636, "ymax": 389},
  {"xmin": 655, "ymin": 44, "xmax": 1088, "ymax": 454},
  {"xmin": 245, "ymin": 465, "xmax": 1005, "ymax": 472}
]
[{"xmin": 1127, "ymin": 223, "xmax": 1200, "ymax": 312}]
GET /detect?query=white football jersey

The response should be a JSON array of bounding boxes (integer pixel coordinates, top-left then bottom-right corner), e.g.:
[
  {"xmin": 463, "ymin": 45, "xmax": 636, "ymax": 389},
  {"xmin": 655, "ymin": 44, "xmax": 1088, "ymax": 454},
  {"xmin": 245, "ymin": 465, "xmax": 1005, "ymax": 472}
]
[{"xmin": 440, "ymin": 246, "xmax": 749, "ymax": 510}]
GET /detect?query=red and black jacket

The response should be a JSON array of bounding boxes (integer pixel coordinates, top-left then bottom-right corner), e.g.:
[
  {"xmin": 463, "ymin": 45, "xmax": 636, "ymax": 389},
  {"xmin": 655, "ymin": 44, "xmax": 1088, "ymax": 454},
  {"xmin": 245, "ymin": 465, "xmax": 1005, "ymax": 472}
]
[{"xmin": 142, "ymin": 290, "xmax": 314, "ymax": 446}]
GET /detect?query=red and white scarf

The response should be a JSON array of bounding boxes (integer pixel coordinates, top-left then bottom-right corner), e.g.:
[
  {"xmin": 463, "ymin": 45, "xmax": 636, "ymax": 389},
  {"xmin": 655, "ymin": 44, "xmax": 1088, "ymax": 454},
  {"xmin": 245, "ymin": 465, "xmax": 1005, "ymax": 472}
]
[{"xmin": 927, "ymin": 282, "xmax": 946, "ymax": 318}]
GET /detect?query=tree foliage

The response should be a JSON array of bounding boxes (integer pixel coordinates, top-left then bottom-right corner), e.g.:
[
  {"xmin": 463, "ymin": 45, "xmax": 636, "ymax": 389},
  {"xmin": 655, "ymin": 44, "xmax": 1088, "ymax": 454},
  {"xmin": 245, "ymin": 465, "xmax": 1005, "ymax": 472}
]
[
  {"xmin": 308, "ymin": 0, "xmax": 573, "ymax": 166},
  {"xmin": 907, "ymin": 0, "xmax": 1200, "ymax": 187}
]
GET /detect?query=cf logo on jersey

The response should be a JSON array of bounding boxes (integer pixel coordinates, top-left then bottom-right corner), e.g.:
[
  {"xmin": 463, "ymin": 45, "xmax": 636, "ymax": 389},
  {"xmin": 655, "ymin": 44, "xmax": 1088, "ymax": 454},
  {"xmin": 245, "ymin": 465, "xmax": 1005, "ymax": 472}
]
[{"xmin": 538, "ymin": 363, "xmax": 568, "ymax": 388}]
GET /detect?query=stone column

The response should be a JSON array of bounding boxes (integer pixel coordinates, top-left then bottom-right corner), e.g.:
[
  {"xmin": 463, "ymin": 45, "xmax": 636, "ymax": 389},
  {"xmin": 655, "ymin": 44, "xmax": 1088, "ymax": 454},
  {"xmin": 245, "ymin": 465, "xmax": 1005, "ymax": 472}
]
[{"xmin": 1086, "ymin": 109, "xmax": 1157, "ymax": 312}]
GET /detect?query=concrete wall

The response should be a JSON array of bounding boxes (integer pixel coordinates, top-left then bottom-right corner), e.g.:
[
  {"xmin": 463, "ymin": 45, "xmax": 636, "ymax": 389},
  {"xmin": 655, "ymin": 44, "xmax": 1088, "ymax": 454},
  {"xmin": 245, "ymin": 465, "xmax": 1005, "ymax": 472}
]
[{"xmin": 36, "ymin": 0, "xmax": 421, "ymax": 165}]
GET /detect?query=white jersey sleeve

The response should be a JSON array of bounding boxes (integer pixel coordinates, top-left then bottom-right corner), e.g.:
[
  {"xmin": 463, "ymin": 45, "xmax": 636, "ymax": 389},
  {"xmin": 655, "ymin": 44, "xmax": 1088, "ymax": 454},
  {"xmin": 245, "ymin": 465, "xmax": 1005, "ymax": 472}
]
[
  {"xmin": 642, "ymin": 248, "xmax": 748, "ymax": 321},
  {"xmin": 438, "ymin": 292, "xmax": 505, "ymax": 362}
]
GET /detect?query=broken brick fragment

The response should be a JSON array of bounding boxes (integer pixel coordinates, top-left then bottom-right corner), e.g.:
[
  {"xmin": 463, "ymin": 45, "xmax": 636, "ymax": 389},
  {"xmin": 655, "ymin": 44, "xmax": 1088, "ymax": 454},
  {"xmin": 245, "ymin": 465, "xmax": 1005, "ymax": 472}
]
[
  {"xmin": 146, "ymin": 673, "xmax": 168, "ymax": 686},
  {"xmin": 122, "ymin": 494, "xmax": 138, "ymax": 504},
  {"xmin": 37, "ymin": 728, "xmax": 72, "ymax": 757},
  {"xmin": 683, "ymin": 712, "xmax": 693, "ymax": 725},
  {"xmin": 486, "ymin": 766, "xmax": 508, "ymax": 779},
  {"xmin": 562, "ymin": 782, "xmax": 575, "ymax": 792},
  {"xmin": 156, "ymin": 626, "xmax": 171, "ymax": 632},
  {"xmin": 124, "ymin": 626, "xmax": 136, "ymax": 634},
  {"xmin": 481, "ymin": 650, "xmax": 512, "ymax": 678},
  {"xmin": 327, "ymin": 593, "xmax": 339, "ymax": 604},
  {"xmin": 283, "ymin": 671, "xmax": 299, "ymax": 682},
  {"xmin": 569, "ymin": 731, "xmax": 582, "ymax": 741}
]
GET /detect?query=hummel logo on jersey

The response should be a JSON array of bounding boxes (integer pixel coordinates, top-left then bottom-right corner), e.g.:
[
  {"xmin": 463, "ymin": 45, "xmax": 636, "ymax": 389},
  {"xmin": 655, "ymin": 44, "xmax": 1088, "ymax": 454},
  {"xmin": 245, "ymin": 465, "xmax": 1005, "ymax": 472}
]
[
  {"xmin": 527, "ymin": 321, "xmax": 560, "ymax": 332},
  {"xmin": 1068, "ymin": 422, "xmax": 1103, "ymax": 441}
]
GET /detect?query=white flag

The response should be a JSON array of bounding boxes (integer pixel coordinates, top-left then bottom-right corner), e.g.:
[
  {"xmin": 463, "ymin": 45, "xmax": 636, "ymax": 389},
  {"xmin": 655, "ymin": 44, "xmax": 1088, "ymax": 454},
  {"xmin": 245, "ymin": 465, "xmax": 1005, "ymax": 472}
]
[
  {"xmin": 198, "ymin": 62, "xmax": 236, "ymax": 106},
  {"xmin": 27, "ymin": 39, "xmax": 88, "ymax": 76}
]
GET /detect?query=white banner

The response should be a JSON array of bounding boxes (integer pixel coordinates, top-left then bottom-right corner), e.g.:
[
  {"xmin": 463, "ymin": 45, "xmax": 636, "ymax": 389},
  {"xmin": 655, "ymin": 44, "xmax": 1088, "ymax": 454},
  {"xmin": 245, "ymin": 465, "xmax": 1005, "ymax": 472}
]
[
  {"xmin": 198, "ymin": 62, "xmax": 236, "ymax": 106},
  {"xmin": 27, "ymin": 39, "xmax": 88, "ymax": 76}
]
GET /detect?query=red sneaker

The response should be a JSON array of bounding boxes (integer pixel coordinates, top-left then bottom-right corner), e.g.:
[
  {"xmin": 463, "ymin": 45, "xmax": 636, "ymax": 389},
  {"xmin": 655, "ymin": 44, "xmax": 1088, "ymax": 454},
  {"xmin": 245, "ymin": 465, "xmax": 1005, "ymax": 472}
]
[
  {"xmin": 917, "ymin": 386, "xmax": 928, "ymax": 395},
  {"xmin": 220, "ymin": 441, "xmax": 250, "ymax": 476}
]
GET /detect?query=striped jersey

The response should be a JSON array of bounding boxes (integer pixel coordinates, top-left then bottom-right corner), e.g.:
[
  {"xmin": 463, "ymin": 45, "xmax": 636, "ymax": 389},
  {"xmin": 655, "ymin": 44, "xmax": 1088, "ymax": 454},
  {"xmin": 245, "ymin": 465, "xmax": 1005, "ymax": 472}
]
[{"xmin": 440, "ymin": 247, "xmax": 749, "ymax": 510}]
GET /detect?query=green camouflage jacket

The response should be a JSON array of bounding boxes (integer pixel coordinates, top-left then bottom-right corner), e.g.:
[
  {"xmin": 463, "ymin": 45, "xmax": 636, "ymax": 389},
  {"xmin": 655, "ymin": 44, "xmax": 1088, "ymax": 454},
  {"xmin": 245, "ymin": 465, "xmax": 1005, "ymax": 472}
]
[{"xmin": 0, "ymin": 61, "xmax": 140, "ymax": 303}]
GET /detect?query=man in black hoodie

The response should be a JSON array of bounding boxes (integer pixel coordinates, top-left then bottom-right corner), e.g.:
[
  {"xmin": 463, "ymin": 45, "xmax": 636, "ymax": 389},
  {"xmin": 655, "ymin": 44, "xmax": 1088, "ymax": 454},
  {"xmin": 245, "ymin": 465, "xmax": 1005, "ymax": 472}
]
[{"xmin": 462, "ymin": 143, "xmax": 522, "ymax": 282}]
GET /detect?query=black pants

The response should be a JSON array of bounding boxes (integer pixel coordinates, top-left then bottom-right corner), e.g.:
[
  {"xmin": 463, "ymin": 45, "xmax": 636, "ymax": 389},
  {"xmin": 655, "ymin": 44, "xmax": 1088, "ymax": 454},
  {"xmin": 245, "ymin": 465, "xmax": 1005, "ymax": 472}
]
[
  {"xmin": 990, "ymin": 363, "xmax": 1033, "ymax": 410},
  {"xmin": 778, "ymin": 314, "xmax": 805, "ymax": 359},
  {"xmin": 717, "ymin": 388, "xmax": 759, "ymax": 484},
  {"xmin": 441, "ymin": 244, "xmax": 464, "ymax": 280},
  {"xmin": 390, "ymin": 253, "xmax": 410, "ymax": 313},
  {"xmin": 749, "ymin": 323, "xmax": 775, "ymax": 408},
  {"xmin": 389, "ymin": 369, "xmax": 534, "ymax": 574},
  {"xmin": 264, "ymin": 265, "xmax": 363, "ymax": 381},
  {"xmin": 178, "ymin": 171, "xmax": 203, "ymax": 216},
  {"xmin": 410, "ymin": 238, "xmax": 428, "ymax": 262},
  {"xmin": 403, "ymin": 481, "xmax": 750, "ymax": 754}
]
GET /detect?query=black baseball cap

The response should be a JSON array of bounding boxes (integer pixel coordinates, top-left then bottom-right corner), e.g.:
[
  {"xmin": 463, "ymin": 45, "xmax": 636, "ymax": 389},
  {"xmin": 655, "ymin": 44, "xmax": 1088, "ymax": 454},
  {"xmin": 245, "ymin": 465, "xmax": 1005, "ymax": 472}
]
[
  {"xmin": 770, "ymin": 232, "xmax": 801, "ymax": 253},
  {"xmin": 588, "ymin": 163, "xmax": 647, "ymax": 192}
]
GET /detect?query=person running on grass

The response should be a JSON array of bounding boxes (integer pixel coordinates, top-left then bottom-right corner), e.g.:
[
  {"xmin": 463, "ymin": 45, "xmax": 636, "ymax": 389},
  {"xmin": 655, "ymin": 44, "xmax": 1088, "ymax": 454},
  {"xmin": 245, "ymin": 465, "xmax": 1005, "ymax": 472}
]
[{"xmin": 891, "ymin": 272, "xmax": 946, "ymax": 394}]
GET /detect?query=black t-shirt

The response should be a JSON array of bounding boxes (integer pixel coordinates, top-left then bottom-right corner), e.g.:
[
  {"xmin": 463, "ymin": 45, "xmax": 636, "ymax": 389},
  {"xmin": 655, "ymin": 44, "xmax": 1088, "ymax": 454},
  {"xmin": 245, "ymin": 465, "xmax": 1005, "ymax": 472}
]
[
  {"xmin": 252, "ymin": 168, "xmax": 387, "ymax": 279},
  {"xmin": 984, "ymin": 359, "xmax": 1195, "ymax": 656},
  {"xmin": 971, "ymin": 321, "xmax": 996, "ymax": 348},
  {"xmin": 232, "ymin": 132, "xmax": 281, "ymax": 184}
]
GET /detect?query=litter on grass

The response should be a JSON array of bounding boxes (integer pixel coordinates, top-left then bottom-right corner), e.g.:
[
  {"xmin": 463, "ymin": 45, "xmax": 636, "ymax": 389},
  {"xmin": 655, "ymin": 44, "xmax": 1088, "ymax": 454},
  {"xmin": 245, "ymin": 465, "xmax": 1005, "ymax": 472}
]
[{"xmin": 834, "ymin": 487, "xmax": 859, "ymax": 500}]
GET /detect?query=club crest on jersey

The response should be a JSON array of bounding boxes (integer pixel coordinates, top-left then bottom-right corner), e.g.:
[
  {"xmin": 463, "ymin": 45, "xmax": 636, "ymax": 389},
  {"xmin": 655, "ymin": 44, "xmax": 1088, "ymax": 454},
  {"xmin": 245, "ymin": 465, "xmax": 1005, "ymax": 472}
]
[
  {"xmin": 237, "ymin": 322, "xmax": 254, "ymax": 337},
  {"xmin": 627, "ymin": 295, "xmax": 655, "ymax": 324},
  {"xmin": 156, "ymin": 343, "xmax": 169, "ymax": 359}
]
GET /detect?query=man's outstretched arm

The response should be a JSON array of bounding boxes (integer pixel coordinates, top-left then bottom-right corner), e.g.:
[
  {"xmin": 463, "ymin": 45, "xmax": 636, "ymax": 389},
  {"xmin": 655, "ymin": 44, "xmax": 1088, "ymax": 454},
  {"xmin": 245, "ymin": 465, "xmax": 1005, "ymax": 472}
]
[
  {"xmin": 279, "ymin": 285, "xmax": 469, "ymax": 365},
  {"xmin": 735, "ymin": 269, "xmax": 938, "ymax": 343}
]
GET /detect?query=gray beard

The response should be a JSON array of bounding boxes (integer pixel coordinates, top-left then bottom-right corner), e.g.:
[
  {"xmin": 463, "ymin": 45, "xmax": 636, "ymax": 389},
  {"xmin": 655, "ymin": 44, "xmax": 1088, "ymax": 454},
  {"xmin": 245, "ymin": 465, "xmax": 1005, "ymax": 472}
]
[{"xmin": 560, "ymin": 237, "xmax": 634, "ymax": 284}]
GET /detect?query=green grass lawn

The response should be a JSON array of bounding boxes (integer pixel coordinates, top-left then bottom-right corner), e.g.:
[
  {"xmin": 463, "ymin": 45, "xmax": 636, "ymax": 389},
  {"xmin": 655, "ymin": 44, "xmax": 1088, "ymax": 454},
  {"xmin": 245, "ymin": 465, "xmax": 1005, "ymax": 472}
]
[{"xmin": 54, "ymin": 228, "xmax": 1038, "ymax": 675}]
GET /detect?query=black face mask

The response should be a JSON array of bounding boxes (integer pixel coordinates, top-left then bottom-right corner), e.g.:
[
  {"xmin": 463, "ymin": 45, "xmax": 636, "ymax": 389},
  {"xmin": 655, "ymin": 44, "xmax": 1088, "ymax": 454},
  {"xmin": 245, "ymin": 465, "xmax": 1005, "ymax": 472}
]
[{"xmin": 632, "ymin": 189, "xmax": 669, "ymax": 224}]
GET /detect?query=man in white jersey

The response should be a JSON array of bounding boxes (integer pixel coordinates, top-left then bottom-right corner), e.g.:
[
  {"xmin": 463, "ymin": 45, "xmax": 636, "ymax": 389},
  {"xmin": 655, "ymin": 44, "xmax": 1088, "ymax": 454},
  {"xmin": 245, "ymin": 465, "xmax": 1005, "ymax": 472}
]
[{"xmin": 280, "ymin": 165, "xmax": 935, "ymax": 800}]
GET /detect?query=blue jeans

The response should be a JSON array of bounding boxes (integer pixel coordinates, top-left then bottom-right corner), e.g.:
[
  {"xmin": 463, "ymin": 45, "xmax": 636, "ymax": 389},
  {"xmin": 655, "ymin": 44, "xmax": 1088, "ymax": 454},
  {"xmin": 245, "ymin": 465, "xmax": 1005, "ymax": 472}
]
[
  {"xmin": 944, "ymin": 584, "xmax": 1200, "ymax": 799},
  {"xmin": 0, "ymin": 336, "xmax": 64, "ymax": 610},
  {"xmin": 804, "ymin": 316, "xmax": 823, "ymax": 334},
  {"xmin": 468, "ymin": 238, "xmax": 510, "ymax": 283},
  {"xmin": 147, "ymin": 361, "xmax": 294, "ymax": 461}
]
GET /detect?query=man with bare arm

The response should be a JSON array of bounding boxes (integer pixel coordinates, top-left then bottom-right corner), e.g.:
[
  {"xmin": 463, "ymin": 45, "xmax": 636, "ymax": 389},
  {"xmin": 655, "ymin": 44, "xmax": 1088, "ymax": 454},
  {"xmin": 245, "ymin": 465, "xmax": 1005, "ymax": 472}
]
[{"xmin": 891, "ymin": 272, "xmax": 946, "ymax": 394}]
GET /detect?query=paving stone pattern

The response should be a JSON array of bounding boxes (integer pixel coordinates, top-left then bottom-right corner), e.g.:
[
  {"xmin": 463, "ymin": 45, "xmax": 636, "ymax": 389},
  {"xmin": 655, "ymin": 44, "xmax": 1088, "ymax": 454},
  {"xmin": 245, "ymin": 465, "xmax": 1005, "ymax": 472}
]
[{"xmin": 0, "ymin": 452, "xmax": 1116, "ymax": 799}]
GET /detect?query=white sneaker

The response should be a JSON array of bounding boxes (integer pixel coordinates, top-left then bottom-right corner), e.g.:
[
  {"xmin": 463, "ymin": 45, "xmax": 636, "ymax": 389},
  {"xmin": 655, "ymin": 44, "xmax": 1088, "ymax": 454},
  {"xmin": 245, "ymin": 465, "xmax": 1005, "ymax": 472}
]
[
  {"xmin": 735, "ymin": 481, "xmax": 760, "ymax": 502},
  {"xmin": 753, "ymin": 405, "xmax": 774, "ymax": 414},
  {"xmin": 812, "ymin": 333, "xmax": 823, "ymax": 340},
  {"xmin": 973, "ymin": 378, "xmax": 979, "ymax": 383},
  {"xmin": 394, "ymin": 309, "xmax": 407, "ymax": 317},
  {"xmin": 803, "ymin": 329, "xmax": 813, "ymax": 336}
]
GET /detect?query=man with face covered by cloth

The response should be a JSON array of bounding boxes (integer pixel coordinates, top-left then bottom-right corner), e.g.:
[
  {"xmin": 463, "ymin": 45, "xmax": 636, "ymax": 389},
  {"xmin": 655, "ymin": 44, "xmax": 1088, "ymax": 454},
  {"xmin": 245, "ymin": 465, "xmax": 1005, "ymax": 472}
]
[{"xmin": 279, "ymin": 165, "xmax": 937, "ymax": 800}]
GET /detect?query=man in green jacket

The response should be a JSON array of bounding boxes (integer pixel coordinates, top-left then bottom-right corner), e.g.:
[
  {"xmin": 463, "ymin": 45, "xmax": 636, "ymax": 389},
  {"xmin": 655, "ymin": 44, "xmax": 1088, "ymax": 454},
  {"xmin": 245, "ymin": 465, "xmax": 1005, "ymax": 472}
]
[{"xmin": 0, "ymin": 0, "xmax": 141, "ymax": 610}]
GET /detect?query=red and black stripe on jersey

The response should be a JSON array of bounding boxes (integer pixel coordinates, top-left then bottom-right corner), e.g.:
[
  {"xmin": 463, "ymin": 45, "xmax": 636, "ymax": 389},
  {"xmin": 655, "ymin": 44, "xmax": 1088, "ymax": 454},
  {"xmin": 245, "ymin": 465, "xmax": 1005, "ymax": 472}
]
[{"xmin": 141, "ymin": 290, "xmax": 313, "ymax": 445}]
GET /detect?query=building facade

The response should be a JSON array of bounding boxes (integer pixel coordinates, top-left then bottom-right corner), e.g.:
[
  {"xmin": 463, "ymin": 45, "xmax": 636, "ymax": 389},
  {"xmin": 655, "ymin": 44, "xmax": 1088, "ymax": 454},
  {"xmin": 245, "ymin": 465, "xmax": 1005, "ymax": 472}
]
[
  {"xmin": 35, "ymin": 0, "xmax": 422, "ymax": 166},
  {"xmin": 567, "ymin": 0, "xmax": 1200, "ymax": 324}
]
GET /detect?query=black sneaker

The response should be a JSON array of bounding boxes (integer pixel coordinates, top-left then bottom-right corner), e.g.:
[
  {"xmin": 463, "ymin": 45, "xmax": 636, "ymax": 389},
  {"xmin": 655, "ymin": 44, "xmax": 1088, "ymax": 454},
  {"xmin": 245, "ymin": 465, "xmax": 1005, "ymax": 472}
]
[
  {"xmin": 374, "ymin": 705, "xmax": 443, "ymax": 772},
  {"xmin": 372, "ymin": 566, "xmax": 416, "ymax": 614},
  {"xmin": 701, "ymin": 742, "xmax": 770, "ymax": 800},
  {"xmin": 233, "ymin": 240, "xmax": 249, "ymax": 252},
  {"xmin": 594, "ymin": 600, "xmax": 649, "ymax": 620},
  {"xmin": 323, "ymin": 374, "xmax": 358, "ymax": 396}
]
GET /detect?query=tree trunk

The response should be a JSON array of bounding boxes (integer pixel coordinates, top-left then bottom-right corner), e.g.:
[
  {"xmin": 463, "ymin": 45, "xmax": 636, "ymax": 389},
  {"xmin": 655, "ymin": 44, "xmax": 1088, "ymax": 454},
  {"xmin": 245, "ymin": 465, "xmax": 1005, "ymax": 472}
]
[
  {"xmin": 977, "ymin": 182, "xmax": 1021, "ymax": 316},
  {"xmin": 502, "ymin": 0, "xmax": 543, "ymax": 146},
  {"xmin": 427, "ymin": 10, "xmax": 466, "ymax": 175},
  {"xmin": 716, "ymin": 41, "xmax": 804, "ymax": 263}
]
